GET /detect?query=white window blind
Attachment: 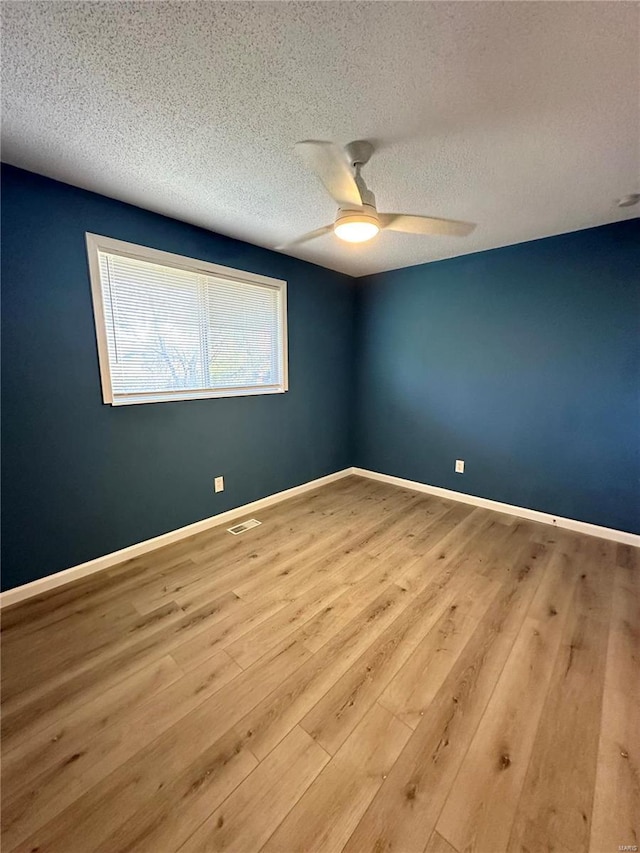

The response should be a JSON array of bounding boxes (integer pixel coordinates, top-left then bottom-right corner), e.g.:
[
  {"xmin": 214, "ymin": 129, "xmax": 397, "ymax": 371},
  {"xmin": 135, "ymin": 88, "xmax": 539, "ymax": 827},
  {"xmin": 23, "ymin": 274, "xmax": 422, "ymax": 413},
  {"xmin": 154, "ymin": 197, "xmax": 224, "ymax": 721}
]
[{"xmin": 86, "ymin": 234, "xmax": 287, "ymax": 405}]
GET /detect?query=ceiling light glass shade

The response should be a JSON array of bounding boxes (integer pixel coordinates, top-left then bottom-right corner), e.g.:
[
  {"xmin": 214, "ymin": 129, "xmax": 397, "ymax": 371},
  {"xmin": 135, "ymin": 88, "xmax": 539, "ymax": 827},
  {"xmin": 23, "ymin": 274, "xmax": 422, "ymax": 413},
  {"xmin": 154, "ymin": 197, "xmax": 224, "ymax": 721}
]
[
  {"xmin": 334, "ymin": 210, "xmax": 380, "ymax": 243},
  {"xmin": 334, "ymin": 220, "xmax": 380, "ymax": 242}
]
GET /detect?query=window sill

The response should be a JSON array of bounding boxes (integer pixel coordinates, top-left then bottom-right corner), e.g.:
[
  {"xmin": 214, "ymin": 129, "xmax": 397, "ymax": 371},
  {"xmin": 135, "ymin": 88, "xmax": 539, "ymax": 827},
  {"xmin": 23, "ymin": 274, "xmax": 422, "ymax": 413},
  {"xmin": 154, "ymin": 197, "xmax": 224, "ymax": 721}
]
[{"xmin": 108, "ymin": 385, "xmax": 288, "ymax": 406}]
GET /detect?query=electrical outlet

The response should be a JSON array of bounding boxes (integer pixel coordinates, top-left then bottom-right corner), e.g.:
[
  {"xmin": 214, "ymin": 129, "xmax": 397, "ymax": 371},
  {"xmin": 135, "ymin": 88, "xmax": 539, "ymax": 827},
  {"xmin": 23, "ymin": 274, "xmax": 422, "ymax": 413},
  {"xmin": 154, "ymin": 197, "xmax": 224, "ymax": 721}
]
[
  {"xmin": 455, "ymin": 459, "xmax": 465, "ymax": 474},
  {"xmin": 214, "ymin": 476, "xmax": 224, "ymax": 493}
]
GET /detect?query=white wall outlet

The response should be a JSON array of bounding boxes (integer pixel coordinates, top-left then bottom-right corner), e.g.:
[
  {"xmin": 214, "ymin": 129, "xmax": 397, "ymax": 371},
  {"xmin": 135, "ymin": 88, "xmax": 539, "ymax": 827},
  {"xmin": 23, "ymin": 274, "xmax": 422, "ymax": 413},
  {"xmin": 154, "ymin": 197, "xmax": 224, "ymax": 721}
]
[
  {"xmin": 214, "ymin": 476, "xmax": 224, "ymax": 493},
  {"xmin": 455, "ymin": 459, "xmax": 465, "ymax": 474}
]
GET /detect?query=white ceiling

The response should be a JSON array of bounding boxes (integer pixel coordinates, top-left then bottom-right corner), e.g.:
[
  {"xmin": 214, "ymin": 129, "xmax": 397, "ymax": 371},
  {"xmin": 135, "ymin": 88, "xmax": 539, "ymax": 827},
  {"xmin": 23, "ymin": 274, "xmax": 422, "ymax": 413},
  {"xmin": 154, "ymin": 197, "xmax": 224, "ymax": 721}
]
[{"xmin": 2, "ymin": 1, "xmax": 638, "ymax": 277}]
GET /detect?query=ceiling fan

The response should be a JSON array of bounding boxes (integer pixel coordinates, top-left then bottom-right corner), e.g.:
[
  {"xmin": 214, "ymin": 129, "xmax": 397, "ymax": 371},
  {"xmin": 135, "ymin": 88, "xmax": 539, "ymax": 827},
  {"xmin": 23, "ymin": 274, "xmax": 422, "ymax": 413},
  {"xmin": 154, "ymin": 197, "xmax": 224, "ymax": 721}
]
[{"xmin": 278, "ymin": 139, "xmax": 476, "ymax": 249}]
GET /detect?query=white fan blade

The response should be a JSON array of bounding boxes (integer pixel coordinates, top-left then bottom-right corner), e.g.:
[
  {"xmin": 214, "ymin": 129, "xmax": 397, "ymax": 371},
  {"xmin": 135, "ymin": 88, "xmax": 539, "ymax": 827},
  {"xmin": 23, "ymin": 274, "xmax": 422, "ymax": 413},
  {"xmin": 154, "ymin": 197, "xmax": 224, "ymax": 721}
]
[
  {"xmin": 380, "ymin": 213, "xmax": 476, "ymax": 237},
  {"xmin": 295, "ymin": 141, "xmax": 363, "ymax": 208},
  {"xmin": 276, "ymin": 224, "xmax": 334, "ymax": 250}
]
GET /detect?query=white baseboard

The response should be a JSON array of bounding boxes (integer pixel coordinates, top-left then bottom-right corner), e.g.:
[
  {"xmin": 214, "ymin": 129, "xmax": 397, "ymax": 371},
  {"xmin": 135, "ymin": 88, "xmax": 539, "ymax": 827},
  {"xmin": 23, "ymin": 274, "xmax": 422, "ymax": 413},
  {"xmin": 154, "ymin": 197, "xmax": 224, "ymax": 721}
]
[
  {"xmin": 352, "ymin": 467, "xmax": 640, "ymax": 547},
  {"xmin": 0, "ymin": 468, "xmax": 353, "ymax": 609}
]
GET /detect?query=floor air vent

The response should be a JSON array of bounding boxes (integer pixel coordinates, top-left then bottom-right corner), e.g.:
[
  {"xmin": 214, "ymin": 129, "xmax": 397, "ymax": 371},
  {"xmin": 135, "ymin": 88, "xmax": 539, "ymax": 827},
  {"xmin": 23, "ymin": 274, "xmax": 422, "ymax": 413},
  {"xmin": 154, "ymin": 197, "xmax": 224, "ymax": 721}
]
[{"xmin": 227, "ymin": 519, "xmax": 262, "ymax": 535}]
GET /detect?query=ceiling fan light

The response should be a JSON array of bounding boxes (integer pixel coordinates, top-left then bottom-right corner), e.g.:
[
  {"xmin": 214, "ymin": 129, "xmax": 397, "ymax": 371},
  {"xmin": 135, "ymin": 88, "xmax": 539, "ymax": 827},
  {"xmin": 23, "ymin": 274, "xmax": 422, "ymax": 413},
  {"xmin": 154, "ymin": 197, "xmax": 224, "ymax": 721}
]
[
  {"xmin": 334, "ymin": 220, "xmax": 379, "ymax": 242},
  {"xmin": 334, "ymin": 208, "xmax": 380, "ymax": 243}
]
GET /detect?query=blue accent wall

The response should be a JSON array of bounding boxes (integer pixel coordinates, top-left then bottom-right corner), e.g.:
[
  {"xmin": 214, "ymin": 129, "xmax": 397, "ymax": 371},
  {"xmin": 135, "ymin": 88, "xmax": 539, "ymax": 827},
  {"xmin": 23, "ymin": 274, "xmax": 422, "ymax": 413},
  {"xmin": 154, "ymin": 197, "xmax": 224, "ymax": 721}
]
[
  {"xmin": 354, "ymin": 220, "xmax": 640, "ymax": 534},
  {"xmin": 1, "ymin": 165, "xmax": 355, "ymax": 590}
]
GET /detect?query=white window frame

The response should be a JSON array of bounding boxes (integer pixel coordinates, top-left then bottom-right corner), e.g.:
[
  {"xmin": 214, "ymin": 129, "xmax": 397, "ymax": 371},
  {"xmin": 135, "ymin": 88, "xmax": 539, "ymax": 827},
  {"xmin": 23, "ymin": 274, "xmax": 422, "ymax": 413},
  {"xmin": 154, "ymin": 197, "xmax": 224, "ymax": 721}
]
[{"xmin": 86, "ymin": 233, "xmax": 288, "ymax": 406}]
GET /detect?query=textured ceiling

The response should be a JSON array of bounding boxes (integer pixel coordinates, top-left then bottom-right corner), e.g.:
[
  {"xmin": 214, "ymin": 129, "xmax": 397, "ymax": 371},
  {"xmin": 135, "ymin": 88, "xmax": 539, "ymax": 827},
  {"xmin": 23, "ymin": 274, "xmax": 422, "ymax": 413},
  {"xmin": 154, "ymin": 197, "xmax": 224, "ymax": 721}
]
[{"xmin": 2, "ymin": 1, "xmax": 639, "ymax": 277}]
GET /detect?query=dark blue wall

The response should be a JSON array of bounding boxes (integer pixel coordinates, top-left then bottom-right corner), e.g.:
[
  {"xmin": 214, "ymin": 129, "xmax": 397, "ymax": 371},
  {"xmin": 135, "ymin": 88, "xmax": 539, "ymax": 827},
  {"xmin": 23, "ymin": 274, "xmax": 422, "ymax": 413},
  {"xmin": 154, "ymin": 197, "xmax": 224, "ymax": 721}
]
[
  {"xmin": 354, "ymin": 220, "xmax": 640, "ymax": 534},
  {"xmin": 1, "ymin": 165, "xmax": 355, "ymax": 590},
  {"xmin": 2, "ymin": 166, "xmax": 638, "ymax": 592}
]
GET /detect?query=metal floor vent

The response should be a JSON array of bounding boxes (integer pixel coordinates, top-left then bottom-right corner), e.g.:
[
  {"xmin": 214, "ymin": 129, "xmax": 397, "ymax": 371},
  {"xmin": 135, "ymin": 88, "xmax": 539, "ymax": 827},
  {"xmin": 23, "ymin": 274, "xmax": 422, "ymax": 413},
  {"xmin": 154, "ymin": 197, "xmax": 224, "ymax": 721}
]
[{"xmin": 227, "ymin": 519, "xmax": 261, "ymax": 535}]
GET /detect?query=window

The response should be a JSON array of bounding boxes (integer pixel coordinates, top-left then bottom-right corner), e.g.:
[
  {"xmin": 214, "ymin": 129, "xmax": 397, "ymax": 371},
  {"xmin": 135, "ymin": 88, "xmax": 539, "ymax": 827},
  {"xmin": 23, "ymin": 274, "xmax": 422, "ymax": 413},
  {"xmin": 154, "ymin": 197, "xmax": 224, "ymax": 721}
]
[{"xmin": 86, "ymin": 234, "xmax": 288, "ymax": 405}]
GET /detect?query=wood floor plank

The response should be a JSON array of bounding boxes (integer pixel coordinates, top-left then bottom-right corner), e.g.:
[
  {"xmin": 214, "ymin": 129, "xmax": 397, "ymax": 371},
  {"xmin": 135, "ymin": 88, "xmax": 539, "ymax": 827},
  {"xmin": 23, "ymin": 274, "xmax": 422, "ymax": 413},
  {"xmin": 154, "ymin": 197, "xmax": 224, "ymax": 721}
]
[
  {"xmin": 436, "ymin": 545, "xmax": 581, "ymax": 852},
  {"xmin": 378, "ymin": 573, "xmax": 500, "ymax": 729},
  {"xmin": 229, "ymin": 517, "xmax": 389, "ymax": 603},
  {"xmin": 232, "ymin": 511, "xmax": 497, "ymax": 766},
  {"xmin": 12, "ymin": 637, "xmax": 312, "ymax": 853},
  {"xmin": 0, "ymin": 594, "xmax": 140, "ymax": 652},
  {"xmin": 146, "ymin": 524, "xmax": 341, "ymax": 614},
  {"xmin": 1, "ymin": 478, "xmax": 636, "ymax": 853},
  {"xmin": 225, "ymin": 576, "xmax": 351, "ymax": 669},
  {"xmin": 260, "ymin": 702, "xmax": 412, "ymax": 853},
  {"xmin": 615, "ymin": 542, "xmax": 639, "ymax": 570},
  {"xmin": 169, "ymin": 594, "xmax": 291, "ymax": 672},
  {"xmin": 341, "ymin": 537, "xmax": 551, "ymax": 853},
  {"xmin": 350, "ymin": 494, "xmax": 454, "ymax": 562},
  {"xmin": 1, "ymin": 599, "xmax": 185, "ymax": 704},
  {"xmin": 392, "ymin": 505, "xmax": 479, "ymax": 581},
  {"xmin": 263, "ymin": 548, "xmax": 384, "ymax": 616},
  {"xmin": 424, "ymin": 831, "xmax": 459, "ymax": 853},
  {"xmin": 2, "ymin": 650, "xmax": 242, "ymax": 850},
  {"xmin": 170, "ymin": 498, "xmax": 405, "ymax": 613},
  {"xmin": 456, "ymin": 515, "xmax": 528, "ymax": 580},
  {"xmin": 92, "ymin": 725, "xmax": 259, "ymax": 853},
  {"xmin": 1, "ymin": 601, "xmax": 185, "ymax": 746},
  {"xmin": 1, "ymin": 653, "xmax": 182, "ymax": 791},
  {"xmin": 590, "ymin": 559, "xmax": 640, "ymax": 853},
  {"xmin": 506, "ymin": 538, "xmax": 615, "ymax": 853},
  {"xmin": 403, "ymin": 500, "xmax": 477, "ymax": 551},
  {"xmin": 177, "ymin": 726, "xmax": 329, "ymax": 853},
  {"xmin": 297, "ymin": 557, "xmax": 402, "ymax": 653},
  {"xmin": 394, "ymin": 507, "xmax": 500, "ymax": 594},
  {"xmin": 230, "ymin": 494, "xmax": 438, "ymax": 606},
  {"xmin": 228, "ymin": 584, "xmax": 411, "ymax": 762},
  {"xmin": 299, "ymin": 560, "xmax": 483, "ymax": 756},
  {"xmin": 90, "ymin": 573, "xmax": 408, "ymax": 853},
  {"xmin": 159, "ymin": 482, "xmax": 409, "ymax": 617},
  {"xmin": 1, "ymin": 590, "xmax": 244, "ymax": 749}
]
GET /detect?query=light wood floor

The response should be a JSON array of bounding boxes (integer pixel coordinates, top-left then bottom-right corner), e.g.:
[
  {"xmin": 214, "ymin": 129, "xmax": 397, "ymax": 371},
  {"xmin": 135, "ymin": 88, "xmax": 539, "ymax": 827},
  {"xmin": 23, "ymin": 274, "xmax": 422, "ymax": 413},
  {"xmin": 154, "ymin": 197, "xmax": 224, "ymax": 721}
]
[{"xmin": 1, "ymin": 476, "xmax": 638, "ymax": 853}]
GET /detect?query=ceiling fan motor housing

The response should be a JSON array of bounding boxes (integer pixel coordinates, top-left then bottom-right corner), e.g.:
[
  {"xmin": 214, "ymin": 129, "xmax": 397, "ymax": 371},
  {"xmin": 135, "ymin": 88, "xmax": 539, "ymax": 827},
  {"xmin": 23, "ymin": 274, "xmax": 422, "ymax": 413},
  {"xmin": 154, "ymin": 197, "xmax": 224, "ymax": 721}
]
[{"xmin": 345, "ymin": 140, "xmax": 374, "ymax": 167}]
